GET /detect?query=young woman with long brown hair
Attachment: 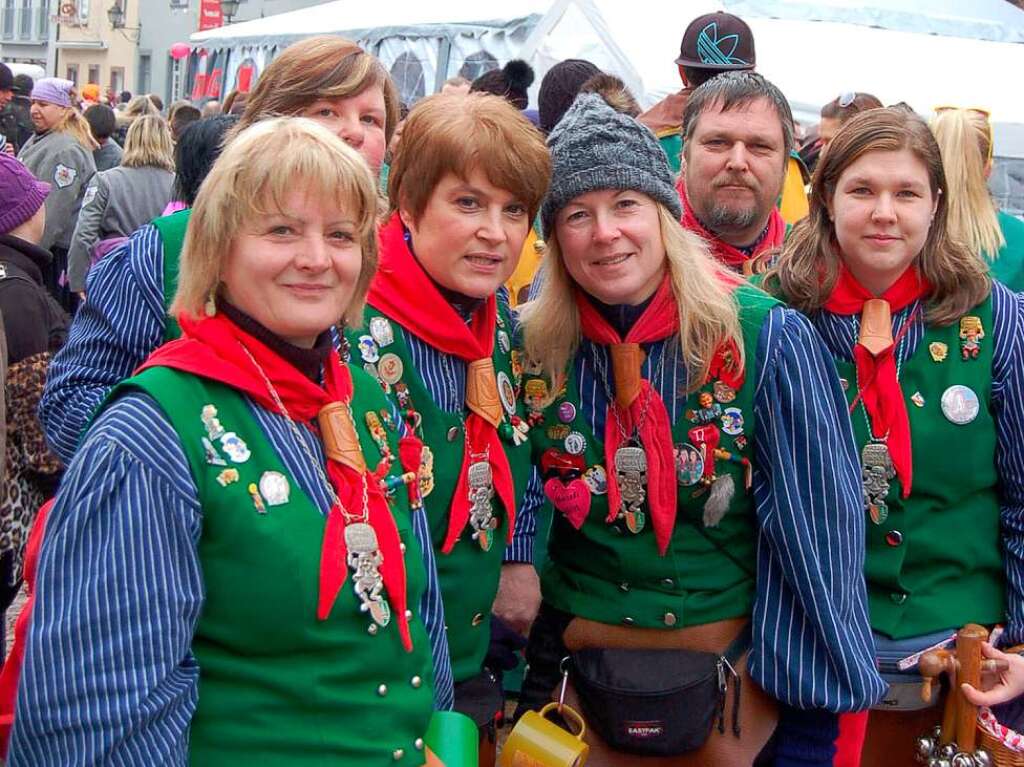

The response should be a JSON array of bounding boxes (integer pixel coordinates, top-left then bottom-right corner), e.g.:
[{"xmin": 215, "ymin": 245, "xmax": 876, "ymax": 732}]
[{"xmin": 764, "ymin": 106, "xmax": 1024, "ymax": 765}]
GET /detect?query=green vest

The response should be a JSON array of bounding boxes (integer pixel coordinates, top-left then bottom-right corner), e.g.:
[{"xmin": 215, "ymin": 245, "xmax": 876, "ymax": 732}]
[
  {"xmin": 113, "ymin": 365, "xmax": 435, "ymax": 766},
  {"xmin": 990, "ymin": 211, "xmax": 1024, "ymax": 293},
  {"xmin": 348, "ymin": 303, "xmax": 533, "ymax": 682},
  {"xmin": 526, "ymin": 286, "xmax": 778, "ymax": 629},
  {"xmin": 151, "ymin": 207, "xmax": 191, "ymax": 341},
  {"xmin": 833, "ymin": 297, "xmax": 1004, "ymax": 638}
]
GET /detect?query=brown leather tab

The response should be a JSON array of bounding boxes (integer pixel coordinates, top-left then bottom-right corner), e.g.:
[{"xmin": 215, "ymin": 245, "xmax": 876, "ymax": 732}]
[
  {"xmin": 858, "ymin": 298, "xmax": 894, "ymax": 356},
  {"xmin": 609, "ymin": 343, "xmax": 645, "ymax": 410},
  {"xmin": 318, "ymin": 402, "xmax": 367, "ymax": 473},
  {"xmin": 465, "ymin": 358, "xmax": 503, "ymax": 428}
]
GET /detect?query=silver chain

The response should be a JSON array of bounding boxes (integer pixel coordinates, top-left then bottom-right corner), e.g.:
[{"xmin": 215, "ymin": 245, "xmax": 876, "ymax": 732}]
[
  {"xmin": 851, "ymin": 312, "xmax": 911, "ymax": 442},
  {"xmin": 237, "ymin": 341, "xmax": 369, "ymax": 525},
  {"xmin": 589, "ymin": 338, "xmax": 671, "ymax": 442}
]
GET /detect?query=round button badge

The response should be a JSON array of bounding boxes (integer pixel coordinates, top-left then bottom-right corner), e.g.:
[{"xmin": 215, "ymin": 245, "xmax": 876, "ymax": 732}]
[
  {"xmin": 564, "ymin": 431, "xmax": 587, "ymax": 455},
  {"xmin": 940, "ymin": 384, "xmax": 979, "ymax": 425}
]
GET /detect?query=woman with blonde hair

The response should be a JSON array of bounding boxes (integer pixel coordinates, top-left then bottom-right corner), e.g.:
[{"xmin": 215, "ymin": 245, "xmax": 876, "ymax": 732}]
[
  {"xmin": 8, "ymin": 118, "xmax": 449, "ymax": 766},
  {"xmin": 67, "ymin": 114, "xmax": 175, "ymax": 293},
  {"xmin": 17, "ymin": 77, "xmax": 97, "ymax": 311},
  {"xmin": 763, "ymin": 106, "xmax": 1024, "ymax": 766},
  {"xmin": 41, "ymin": 35, "xmax": 401, "ymax": 464},
  {"xmin": 930, "ymin": 106, "xmax": 1024, "ymax": 291},
  {"xmin": 515, "ymin": 91, "xmax": 884, "ymax": 766}
]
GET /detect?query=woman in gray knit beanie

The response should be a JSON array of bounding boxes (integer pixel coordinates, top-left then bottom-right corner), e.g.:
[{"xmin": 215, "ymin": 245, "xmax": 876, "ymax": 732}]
[{"xmin": 514, "ymin": 89, "xmax": 885, "ymax": 765}]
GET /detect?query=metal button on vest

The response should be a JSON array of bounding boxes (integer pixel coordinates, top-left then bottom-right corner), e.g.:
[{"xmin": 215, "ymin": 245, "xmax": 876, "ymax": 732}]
[
  {"xmin": 411, "ymin": 675, "xmax": 422, "ymax": 688},
  {"xmin": 890, "ymin": 592, "xmax": 907, "ymax": 605},
  {"xmin": 622, "ymin": 617, "xmax": 635, "ymax": 626},
  {"xmin": 368, "ymin": 624, "xmax": 379, "ymax": 636},
  {"xmin": 377, "ymin": 684, "xmax": 388, "ymax": 696},
  {"xmin": 447, "ymin": 426, "xmax": 460, "ymax": 441},
  {"xmin": 405, "ymin": 609, "xmax": 413, "ymax": 619},
  {"xmin": 393, "ymin": 749, "xmax": 405, "ymax": 760},
  {"xmin": 619, "ymin": 582, "xmax": 630, "ymax": 592},
  {"xmin": 415, "ymin": 739, "xmax": 425, "ymax": 751},
  {"xmin": 663, "ymin": 612, "xmax": 678, "ymax": 627},
  {"xmin": 661, "ymin": 578, "xmax": 675, "ymax": 588},
  {"xmin": 471, "ymin": 612, "xmax": 485, "ymax": 626},
  {"xmin": 886, "ymin": 530, "xmax": 903, "ymax": 547}
]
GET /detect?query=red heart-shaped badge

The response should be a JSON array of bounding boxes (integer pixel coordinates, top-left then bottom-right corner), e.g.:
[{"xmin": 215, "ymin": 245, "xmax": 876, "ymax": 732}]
[{"xmin": 544, "ymin": 477, "xmax": 592, "ymax": 529}]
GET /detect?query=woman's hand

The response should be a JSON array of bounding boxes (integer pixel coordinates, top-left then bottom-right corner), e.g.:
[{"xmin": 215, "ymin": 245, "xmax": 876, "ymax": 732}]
[{"xmin": 961, "ymin": 642, "xmax": 1024, "ymax": 706}]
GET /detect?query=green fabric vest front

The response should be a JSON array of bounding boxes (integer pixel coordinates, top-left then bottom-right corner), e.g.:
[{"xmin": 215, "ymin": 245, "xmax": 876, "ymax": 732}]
[
  {"xmin": 151, "ymin": 207, "xmax": 191, "ymax": 341},
  {"xmin": 114, "ymin": 366, "xmax": 435, "ymax": 766},
  {"xmin": 527, "ymin": 286, "xmax": 778, "ymax": 628},
  {"xmin": 990, "ymin": 211, "xmax": 1024, "ymax": 293},
  {"xmin": 833, "ymin": 297, "xmax": 1004, "ymax": 639},
  {"xmin": 349, "ymin": 303, "xmax": 533, "ymax": 682}
]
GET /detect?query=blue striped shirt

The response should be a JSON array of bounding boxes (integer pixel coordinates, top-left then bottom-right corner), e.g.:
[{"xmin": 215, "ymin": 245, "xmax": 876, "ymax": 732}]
[
  {"xmin": 810, "ymin": 281, "xmax": 1024, "ymax": 645},
  {"xmin": 9, "ymin": 389, "xmax": 454, "ymax": 765},
  {"xmin": 570, "ymin": 305, "xmax": 887, "ymax": 711}
]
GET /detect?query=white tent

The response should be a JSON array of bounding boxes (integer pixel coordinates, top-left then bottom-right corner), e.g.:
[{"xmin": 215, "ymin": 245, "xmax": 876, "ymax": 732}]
[{"xmin": 188, "ymin": 0, "xmax": 551, "ymax": 104}]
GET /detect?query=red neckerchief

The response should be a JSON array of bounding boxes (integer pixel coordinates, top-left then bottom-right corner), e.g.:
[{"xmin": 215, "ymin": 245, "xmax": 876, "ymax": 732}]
[
  {"xmin": 576, "ymin": 275, "xmax": 680, "ymax": 555},
  {"xmin": 139, "ymin": 312, "xmax": 414, "ymax": 651},
  {"xmin": 823, "ymin": 265, "xmax": 931, "ymax": 497},
  {"xmin": 369, "ymin": 213, "xmax": 516, "ymax": 554},
  {"xmin": 677, "ymin": 179, "xmax": 786, "ymax": 272}
]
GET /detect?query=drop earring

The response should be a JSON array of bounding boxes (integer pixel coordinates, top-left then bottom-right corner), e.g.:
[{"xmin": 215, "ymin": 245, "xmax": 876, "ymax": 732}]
[{"xmin": 204, "ymin": 289, "xmax": 217, "ymax": 317}]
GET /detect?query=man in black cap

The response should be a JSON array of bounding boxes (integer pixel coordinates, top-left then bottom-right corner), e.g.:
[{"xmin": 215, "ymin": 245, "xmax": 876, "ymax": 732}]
[
  {"xmin": 639, "ymin": 11, "xmax": 809, "ymax": 225},
  {"xmin": 639, "ymin": 12, "xmax": 755, "ymax": 174},
  {"xmin": 0, "ymin": 71, "xmax": 34, "ymax": 155}
]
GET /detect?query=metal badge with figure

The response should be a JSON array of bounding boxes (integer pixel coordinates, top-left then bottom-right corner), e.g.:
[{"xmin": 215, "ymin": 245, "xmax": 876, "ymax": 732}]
[
  {"xmin": 345, "ymin": 522, "xmax": 391, "ymax": 627},
  {"xmin": 614, "ymin": 442, "xmax": 647, "ymax": 533},
  {"xmin": 861, "ymin": 441, "xmax": 896, "ymax": 524},
  {"xmin": 467, "ymin": 456, "xmax": 498, "ymax": 550}
]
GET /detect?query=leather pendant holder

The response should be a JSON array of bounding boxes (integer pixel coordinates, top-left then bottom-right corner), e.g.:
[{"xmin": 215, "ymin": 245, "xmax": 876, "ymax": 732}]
[
  {"xmin": 318, "ymin": 402, "xmax": 367, "ymax": 473},
  {"xmin": 610, "ymin": 343, "xmax": 645, "ymax": 409},
  {"xmin": 858, "ymin": 299, "xmax": 895, "ymax": 356},
  {"xmin": 465, "ymin": 358, "xmax": 503, "ymax": 428}
]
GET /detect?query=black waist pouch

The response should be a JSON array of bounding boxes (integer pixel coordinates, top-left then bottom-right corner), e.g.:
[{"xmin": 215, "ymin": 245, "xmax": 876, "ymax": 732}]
[{"xmin": 569, "ymin": 624, "xmax": 751, "ymax": 756}]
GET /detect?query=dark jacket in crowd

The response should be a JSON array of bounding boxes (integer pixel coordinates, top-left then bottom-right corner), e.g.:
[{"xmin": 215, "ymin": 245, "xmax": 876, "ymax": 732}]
[
  {"xmin": 0, "ymin": 96, "xmax": 34, "ymax": 156},
  {"xmin": 0, "ymin": 233, "xmax": 69, "ymax": 364}
]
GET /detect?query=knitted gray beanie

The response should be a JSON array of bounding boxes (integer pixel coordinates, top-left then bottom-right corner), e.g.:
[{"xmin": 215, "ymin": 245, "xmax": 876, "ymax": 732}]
[{"xmin": 541, "ymin": 92, "xmax": 682, "ymax": 237}]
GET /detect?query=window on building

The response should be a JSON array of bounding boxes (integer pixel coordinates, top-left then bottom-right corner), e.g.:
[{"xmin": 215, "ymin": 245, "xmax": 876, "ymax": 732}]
[
  {"xmin": 138, "ymin": 53, "xmax": 151, "ymax": 94},
  {"xmin": 36, "ymin": 0, "xmax": 46, "ymax": 39},
  {"xmin": 1, "ymin": 0, "xmax": 15, "ymax": 39},
  {"xmin": 109, "ymin": 66, "xmax": 124, "ymax": 95},
  {"xmin": 18, "ymin": 0, "xmax": 30, "ymax": 38},
  {"xmin": 87, "ymin": 64, "xmax": 99, "ymax": 84},
  {"xmin": 66, "ymin": 63, "xmax": 78, "ymax": 85}
]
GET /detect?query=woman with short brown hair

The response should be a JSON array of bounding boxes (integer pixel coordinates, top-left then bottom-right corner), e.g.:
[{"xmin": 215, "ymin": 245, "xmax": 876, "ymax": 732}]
[
  {"xmin": 348, "ymin": 91, "xmax": 551, "ymax": 759},
  {"xmin": 764, "ymin": 106, "xmax": 1024, "ymax": 765}
]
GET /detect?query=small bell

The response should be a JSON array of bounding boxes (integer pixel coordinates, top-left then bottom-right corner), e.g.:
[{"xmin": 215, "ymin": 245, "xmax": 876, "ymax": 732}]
[
  {"xmin": 973, "ymin": 749, "xmax": 992, "ymax": 767},
  {"xmin": 915, "ymin": 735, "xmax": 936, "ymax": 763},
  {"xmin": 951, "ymin": 752, "xmax": 977, "ymax": 767}
]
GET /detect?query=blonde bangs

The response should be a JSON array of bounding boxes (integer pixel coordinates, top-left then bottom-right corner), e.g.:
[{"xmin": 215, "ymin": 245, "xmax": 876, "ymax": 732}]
[{"xmin": 171, "ymin": 117, "xmax": 380, "ymax": 326}]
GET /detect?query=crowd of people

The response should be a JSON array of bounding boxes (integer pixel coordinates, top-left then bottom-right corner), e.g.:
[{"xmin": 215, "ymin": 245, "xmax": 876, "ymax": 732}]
[{"xmin": 0, "ymin": 8, "xmax": 1022, "ymax": 767}]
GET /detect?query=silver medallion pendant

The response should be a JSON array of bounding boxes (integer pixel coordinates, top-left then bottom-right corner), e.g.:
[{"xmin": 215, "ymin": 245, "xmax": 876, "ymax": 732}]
[
  {"xmin": 345, "ymin": 522, "xmax": 391, "ymax": 627},
  {"xmin": 467, "ymin": 459, "xmax": 497, "ymax": 551},
  {"xmin": 861, "ymin": 441, "xmax": 896, "ymax": 525},
  {"xmin": 614, "ymin": 443, "xmax": 647, "ymax": 534}
]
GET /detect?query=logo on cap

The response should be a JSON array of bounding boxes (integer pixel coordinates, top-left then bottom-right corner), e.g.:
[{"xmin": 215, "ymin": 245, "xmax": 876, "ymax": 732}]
[{"xmin": 697, "ymin": 22, "xmax": 749, "ymax": 67}]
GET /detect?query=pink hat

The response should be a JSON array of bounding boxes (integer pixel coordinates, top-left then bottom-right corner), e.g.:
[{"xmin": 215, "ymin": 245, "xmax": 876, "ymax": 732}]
[{"xmin": 0, "ymin": 154, "xmax": 50, "ymax": 234}]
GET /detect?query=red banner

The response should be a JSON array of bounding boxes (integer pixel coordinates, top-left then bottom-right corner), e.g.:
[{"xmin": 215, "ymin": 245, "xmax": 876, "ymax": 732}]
[{"xmin": 198, "ymin": 0, "xmax": 222, "ymax": 30}]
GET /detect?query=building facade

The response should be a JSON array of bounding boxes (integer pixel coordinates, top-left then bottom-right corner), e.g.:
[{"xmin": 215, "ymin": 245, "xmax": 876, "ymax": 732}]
[
  {"xmin": 0, "ymin": 0, "xmax": 51, "ymax": 68},
  {"xmin": 52, "ymin": 0, "xmax": 140, "ymax": 97}
]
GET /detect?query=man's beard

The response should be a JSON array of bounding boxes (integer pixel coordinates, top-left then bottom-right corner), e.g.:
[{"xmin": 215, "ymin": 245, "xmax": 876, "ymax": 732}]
[{"xmin": 704, "ymin": 201, "xmax": 762, "ymax": 232}]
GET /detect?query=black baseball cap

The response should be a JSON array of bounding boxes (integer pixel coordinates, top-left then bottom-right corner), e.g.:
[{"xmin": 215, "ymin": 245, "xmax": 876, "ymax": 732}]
[
  {"xmin": 0, "ymin": 63, "xmax": 13, "ymax": 92},
  {"xmin": 675, "ymin": 12, "xmax": 756, "ymax": 71}
]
